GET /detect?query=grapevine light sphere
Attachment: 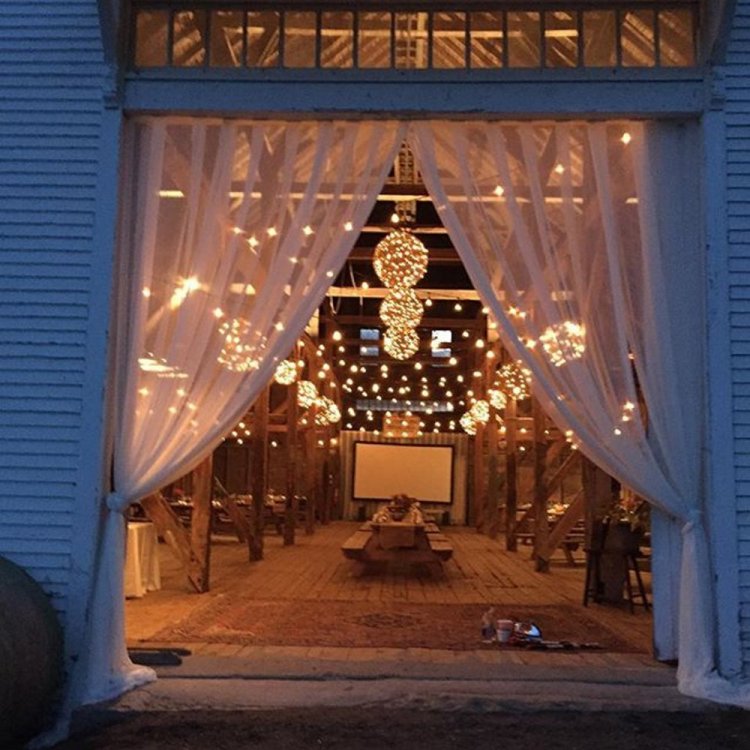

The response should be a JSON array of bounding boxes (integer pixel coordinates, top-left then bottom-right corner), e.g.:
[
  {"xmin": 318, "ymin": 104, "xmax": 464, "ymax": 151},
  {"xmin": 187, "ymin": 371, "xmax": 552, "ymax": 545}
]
[
  {"xmin": 273, "ymin": 359, "xmax": 298, "ymax": 385},
  {"xmin": 380, "ymin": 288, "xmax": 423, "ymax": 329},
  {"xmin": 469, "ymin": 399, "xmax": 490, "ymax": 424},
  {"xmin": 495, "ymin": 361, "xmax": 533, "ymax": 399},
  {"xmin": 460, "ymin": 411, "xmax": 478, "ymax": 435},
  {"xmin": 217, "ymin": 317, "xmax": 266, "ymax": 372},
  {"xmin": 383, "ymin": 326, "xmax": 420, "ymax": 360},
  {"xmin": 487, "ymin": 387, "xmax": 508, "ymax": 411},
  {"xmin": 313, "ymin": 396, "xmax": 341, "ymax": 425},
  {"xmin": 540, "ymin": 320, "xmax": 586, "ymax": 367},
  {"xmin": 297, "ymin": 380, "xmax": 319, "ymax": 408},
  {"xmin": 373, "ymin": 229, "xmax": 429, "ymax": 289}
]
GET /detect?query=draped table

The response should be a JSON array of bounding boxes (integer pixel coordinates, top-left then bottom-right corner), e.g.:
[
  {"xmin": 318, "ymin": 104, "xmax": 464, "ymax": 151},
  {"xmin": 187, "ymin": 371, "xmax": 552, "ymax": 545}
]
[{"xmin": 124, "ymin": 521, "xmax": 161, "ymax": 598}]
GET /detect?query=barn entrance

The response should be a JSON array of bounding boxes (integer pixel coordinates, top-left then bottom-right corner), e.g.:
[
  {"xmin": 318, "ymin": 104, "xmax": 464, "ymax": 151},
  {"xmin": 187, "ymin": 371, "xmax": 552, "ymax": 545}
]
[{"xmin": 121, "ymin": 125, "xmax": 666, "ymax": 663}]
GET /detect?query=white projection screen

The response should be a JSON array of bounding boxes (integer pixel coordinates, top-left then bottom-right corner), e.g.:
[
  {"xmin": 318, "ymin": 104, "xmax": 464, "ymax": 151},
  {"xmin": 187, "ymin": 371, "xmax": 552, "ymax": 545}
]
[{"xmin": 353, "ymin": 442, "xmax": 454, "ymax": 504}]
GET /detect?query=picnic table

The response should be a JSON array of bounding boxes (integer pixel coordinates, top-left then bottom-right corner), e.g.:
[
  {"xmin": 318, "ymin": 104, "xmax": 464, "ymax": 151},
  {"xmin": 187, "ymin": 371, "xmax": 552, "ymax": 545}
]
[{"xmin": 341, "ymin": 521, "xmax": 453, "ymax": 567}]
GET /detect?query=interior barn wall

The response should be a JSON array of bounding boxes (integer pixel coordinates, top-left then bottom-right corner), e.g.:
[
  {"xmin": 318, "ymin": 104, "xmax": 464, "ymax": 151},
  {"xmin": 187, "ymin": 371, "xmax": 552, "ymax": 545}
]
[
  {"xmin": 339, "ymin": 430, "xmax": 469, "ymax": 524},
  {"xmin": 0, "ymin": 0, "xmax": 111, "ymax": 681},
  {"xmin": 725, "ymin": 0, "xmax": 750, "ymax": 678}
]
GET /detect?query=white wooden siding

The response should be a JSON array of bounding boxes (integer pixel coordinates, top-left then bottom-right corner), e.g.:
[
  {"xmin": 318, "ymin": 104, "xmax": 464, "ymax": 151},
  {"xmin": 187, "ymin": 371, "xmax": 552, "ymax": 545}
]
[
  {"xmin": 0, "ymin": 0, "xmax": 107, "ymax": 629},
  {"xmin": 725, "ymin": 0, "xmax": 750, "ymax": 677}
]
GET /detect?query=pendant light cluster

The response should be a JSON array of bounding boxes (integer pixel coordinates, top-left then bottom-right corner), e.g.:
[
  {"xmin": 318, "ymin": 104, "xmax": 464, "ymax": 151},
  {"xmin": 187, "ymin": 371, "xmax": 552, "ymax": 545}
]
[
  {"xmin": 373, "ymin": 228, "xmax": 429, "ymax": 360},
  {"xmin": 460, "ymin": 360, "xmax": 533, "ymax": 436}
]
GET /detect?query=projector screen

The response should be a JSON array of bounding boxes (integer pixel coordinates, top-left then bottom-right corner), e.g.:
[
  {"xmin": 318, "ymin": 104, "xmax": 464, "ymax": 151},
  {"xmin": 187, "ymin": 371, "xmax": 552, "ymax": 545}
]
[{"xmin": 353, "ymin": 442, "xmax": 454, "ymax": 504}]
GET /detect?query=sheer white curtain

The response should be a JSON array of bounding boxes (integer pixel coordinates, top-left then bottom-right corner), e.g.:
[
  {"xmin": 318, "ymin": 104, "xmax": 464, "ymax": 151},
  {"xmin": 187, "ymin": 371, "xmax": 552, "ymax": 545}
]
[
  {"xmin": 410, "ymin": 121, "xmax": 747, "ymax": 706},
  {"xmin": 77, "ymin": 119, "xmax": 405, "ymax": 704}
]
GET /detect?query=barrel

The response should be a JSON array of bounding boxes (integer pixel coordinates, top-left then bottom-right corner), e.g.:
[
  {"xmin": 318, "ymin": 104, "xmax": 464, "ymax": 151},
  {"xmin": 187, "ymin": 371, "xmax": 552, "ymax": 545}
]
[{"xmin": 0, "ymin": 556, "xmax": 63, "ymax": 746}]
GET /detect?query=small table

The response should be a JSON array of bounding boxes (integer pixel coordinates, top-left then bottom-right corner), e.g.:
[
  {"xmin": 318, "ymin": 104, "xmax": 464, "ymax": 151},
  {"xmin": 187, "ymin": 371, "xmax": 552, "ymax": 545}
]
[{"xmin": 124, "ymin": 521, "xmax": 161, "ymax": 598}]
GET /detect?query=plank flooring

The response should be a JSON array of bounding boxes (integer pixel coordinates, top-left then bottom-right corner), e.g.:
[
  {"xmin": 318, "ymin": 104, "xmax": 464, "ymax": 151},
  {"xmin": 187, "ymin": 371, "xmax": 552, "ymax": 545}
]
[{"xmin": 126, "ymin": 521, "xmax": 653, "ymax": 654}]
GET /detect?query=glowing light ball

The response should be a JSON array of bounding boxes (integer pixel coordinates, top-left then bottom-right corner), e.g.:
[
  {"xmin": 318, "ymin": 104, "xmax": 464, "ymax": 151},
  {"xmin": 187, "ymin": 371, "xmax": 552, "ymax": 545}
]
[
  {"xmin": 460, "ymin": 411, "xmax": 478, "ymax": 435},
  {"xmin": 379, "ymin": 288, "xmax": 423, "ymax": 328},
  {"xmin": 297, "ymin": 380, "xmax": 318, "ymax": 408},
  {"xmin": 217, "ymin": 318, "xmax": 266, "ymax": 372},
  {"xmin": 487, "ymin": 388, "xmax": 508, "ymax": 411},
  {"xmin": 540, "ymin": 321, "xmax": 586, "ymax": 367},
  {"xmin": 495, "ymin": 361, "xmax": 533, "ymax": 400},
  {"xmin": 469, "ymin": 399, "xmax": 490, "ymax": 425},
  {"xmin": 383, "ymin": 326, "xmax": 420, "ymax": 360},
  {"xmin": 373, "ymin": 229, "xmax": 429, "ymax": 288},
  {"xmin": 274, "ymin": 359, "xmax": 298, "ymax": 385}
]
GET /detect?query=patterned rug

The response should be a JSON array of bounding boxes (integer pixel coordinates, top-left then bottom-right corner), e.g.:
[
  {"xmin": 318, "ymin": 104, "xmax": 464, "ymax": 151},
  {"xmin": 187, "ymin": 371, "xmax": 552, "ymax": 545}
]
[{"xmin": 150, "ymin": 599, "xmax": 642, "ymax": 652}]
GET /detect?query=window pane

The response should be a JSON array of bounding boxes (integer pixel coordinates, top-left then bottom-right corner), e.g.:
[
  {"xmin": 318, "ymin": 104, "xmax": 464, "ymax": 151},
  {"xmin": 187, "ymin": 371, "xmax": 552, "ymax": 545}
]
[
  {"xmin": 173, "ymin": 10, "xmax": 206, "ymax": 67},
  {"xmin": 360, "ymin": 329, "xmax": 380, "ymax": 357},
  {"xmin": 508, "ymin": 12, "xmax": 540, "ymax": 68},
  {"xmin": 394, "ymin": 12, "xmax": 428, "ymax": 69},
  {"xmin": 621, "ymin": 10, "xmax": 655, "ymax": 67},
  {"xmin": 247, "ymin": 11, "xmax": 279, "ymax": 67},
  {"xmin": 134, "ymin": 10, "xmax": 168, "ymax": 68},
  {"xmin": 321, "ymin": 11, "xmax": 353, "ymax": 68},
  {"xmin": 469, "ymin": 11, "xmax": 503, "ymax": 69},
  {"xmin": 431, "ymin": 330, "xmax": 452, "ymax": 358},
  {"xmin": 210, "ymin": 11, "xmax": 244, "ymax": 67},
  {"xmin": 582, "ymin": 11, "xmax": 616, "ymax": 67},
  {"xmin": 659, "ymin": 9, "xmax": 695, "ymax": 67},
  {"xmin": 284, "ymin": 11, "xmax": 316, "ymax": 68},
  {"xmin": 432, "ymin": 12, "xmax": 466, "ymax": 69},
  {"xmin": 545, "ymin": 11, "xmax": 578, "ymax": 68},
  {"xmin": 358, "ymin": 12, "xmax": 391, "ymax": 68}
]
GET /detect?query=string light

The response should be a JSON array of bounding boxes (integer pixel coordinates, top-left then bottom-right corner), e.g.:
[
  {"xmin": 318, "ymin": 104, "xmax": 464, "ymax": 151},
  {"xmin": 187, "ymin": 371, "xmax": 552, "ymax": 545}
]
[
  {"xmin": 540, "ymin": 321, "xmax": 586, "ymax": 367},
  {"xmin": 373, "ymin": 229, "xmax": 429, "ymax": 289},
  {"xmin": 274, "ymin": 360, "xmax": 298, "ymax": 385}
]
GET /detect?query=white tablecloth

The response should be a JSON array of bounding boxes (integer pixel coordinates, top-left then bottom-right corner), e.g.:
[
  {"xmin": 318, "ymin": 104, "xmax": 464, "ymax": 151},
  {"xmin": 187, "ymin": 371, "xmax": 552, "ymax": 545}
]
[{"xmin": 124, "ymin": 521, "xmax": 161, "ymax": 598}]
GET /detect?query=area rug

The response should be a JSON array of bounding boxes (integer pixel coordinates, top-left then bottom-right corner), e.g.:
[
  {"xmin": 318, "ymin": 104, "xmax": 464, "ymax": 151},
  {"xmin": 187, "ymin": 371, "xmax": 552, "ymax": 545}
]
[{"xmin": 150, "ymin": 599, "xmax": 642, "ymax": 652}]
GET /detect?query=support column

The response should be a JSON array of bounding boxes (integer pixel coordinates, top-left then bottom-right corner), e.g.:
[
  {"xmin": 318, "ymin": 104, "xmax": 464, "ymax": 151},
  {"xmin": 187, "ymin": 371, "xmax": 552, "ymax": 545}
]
[
  {"xmin": 504, "ymin": 398, "xmax": 518, "ymax": 551},
  {"xmin": 250, "ymin": 386, "xmax": 269, "ymax": 561},
  {"xmin": 190, "ymin": 454, "xmax": 213, "ymax": 592},
  {"xmin": 531, "ymin": 399, "xmax": 549, "ymax": 572},
  {"xmin": 284, "ymin": 380, "xmax": 299, "ymax": 546}
]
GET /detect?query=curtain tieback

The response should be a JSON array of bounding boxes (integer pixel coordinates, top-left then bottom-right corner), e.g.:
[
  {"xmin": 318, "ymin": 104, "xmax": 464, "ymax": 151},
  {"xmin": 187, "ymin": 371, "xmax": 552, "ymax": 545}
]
[
  {"xmin": 106, "ymin": 491, "xmax": 129, "ymax": 514},
  {"xmin": 681, "ymin": 509, "xmax": 703, "ymax": 537}
]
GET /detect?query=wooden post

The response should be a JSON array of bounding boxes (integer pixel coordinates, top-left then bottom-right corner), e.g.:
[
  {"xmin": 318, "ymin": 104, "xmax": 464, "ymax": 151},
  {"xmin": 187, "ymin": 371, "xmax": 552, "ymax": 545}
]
[
  {"xmin": 486, "ymin": 404, "xmax": 501, "ymax": 539},
  {"xmin": 190, "ymin": 454, "xmax": 213, "ymax": 592},
  {"xmin": 504, "ymin": 398, "xmax": 519, "ymax": 551},
  {"xmin": 250, "ymin": 386, "xmax": 269, "ymax": 561},
  {"xmin": 305, "ymin": 415, "xmax": 317, "ymax": 535},
  {"xmin": 284, "ymin": 380, "xmax": 299, "ymax": 546},
  {"xmin": 531, "ymin": 399, "xmax": 550, "ymax": 572},
  {"xmin": 141, "ymin": 493, "xmax": 207, "ymax": 593},
  {"xmin": 473, "ymin": 421, "xmax": 486, "ymax": 533}
]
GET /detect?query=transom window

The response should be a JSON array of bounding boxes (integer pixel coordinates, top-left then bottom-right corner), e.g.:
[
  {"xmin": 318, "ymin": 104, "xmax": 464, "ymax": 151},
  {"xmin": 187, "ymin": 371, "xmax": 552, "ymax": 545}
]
[{"xmin": 130, "ymin": 2, "xmax": 699, "ymax": 71}]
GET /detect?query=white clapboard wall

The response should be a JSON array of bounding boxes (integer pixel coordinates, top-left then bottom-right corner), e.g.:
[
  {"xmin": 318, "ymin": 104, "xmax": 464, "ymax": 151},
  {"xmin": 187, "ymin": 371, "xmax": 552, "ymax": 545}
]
[
  {"xmin": 0, "ymin": 0, "xmax": 109, "ymax": 641},
  {"xmin": 725, "ymin": 0, "xmax": 750, "ymax": 677}
]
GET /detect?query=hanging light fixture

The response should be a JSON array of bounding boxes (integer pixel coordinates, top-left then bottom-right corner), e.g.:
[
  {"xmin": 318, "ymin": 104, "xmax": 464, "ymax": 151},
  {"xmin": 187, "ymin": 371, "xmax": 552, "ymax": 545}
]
[
  {"xmin": 495, "ymin": 361, "xmax": 533, "ymax": 400},
  {"xmin": 540, "ymin": 321, "xmax": 586, "ymax": 367},
  {"xmin": 379, "ymin": 288, "xmax": 423, "ymax": 329},
  {"xmin": 217, "ymin": 318, "xmax": 266, "ymax": 372},
  {"xmin": 487, "ymin": 387, "xmax": 508, "ymax": 411},
  {"xmin": 297, "ymin": 380, "xmax": 318, "ymax": 408},
  {"xmin": 274, "ymin": 359, "xmax": 298, "ymax": 385},
  {"xmin": 373, "ymin": 229, "xmax": 429, "ymax": 289},
  {"xmin": 383, "ymin": 326, "xmax": 420, "ymax": 360},
  {"xmin": 469, "ymin": 399, "xmax": 490, "ymax": 425},
  {"xmin": 460, "ymin": 411, "xmax": 478, "ymax": 435}
]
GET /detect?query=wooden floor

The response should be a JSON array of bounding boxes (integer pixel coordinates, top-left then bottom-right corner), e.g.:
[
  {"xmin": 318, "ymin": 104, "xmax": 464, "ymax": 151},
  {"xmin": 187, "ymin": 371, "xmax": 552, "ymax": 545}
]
[{"xmin": 126, "ymin": 521, "xmax": 653, "ymax": 653}]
